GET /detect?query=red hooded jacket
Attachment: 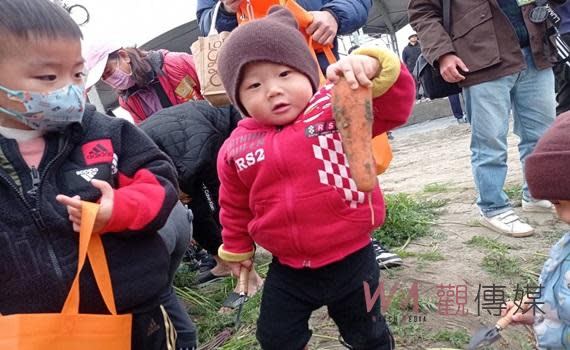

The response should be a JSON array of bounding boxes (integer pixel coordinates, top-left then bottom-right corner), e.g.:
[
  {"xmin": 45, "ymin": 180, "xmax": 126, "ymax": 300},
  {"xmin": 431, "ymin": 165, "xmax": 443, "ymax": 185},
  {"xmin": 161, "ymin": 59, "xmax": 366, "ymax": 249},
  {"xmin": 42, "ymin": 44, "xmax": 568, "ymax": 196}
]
[{"xmin": 217, "ymin": 48, "xmax": 415, "ymax": 269}]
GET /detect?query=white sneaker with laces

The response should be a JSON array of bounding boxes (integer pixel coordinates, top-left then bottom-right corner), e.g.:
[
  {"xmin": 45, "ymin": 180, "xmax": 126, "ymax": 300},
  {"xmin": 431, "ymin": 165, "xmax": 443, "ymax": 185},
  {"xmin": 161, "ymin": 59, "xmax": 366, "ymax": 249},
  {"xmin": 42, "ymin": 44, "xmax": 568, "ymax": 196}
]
[
  {"xmin": 522, "ymin": 198, "xmax": 554, "ymax": 213},
  {"xmin": 480, "ymin": 210, "xmax": 534, "ymax": 237}
]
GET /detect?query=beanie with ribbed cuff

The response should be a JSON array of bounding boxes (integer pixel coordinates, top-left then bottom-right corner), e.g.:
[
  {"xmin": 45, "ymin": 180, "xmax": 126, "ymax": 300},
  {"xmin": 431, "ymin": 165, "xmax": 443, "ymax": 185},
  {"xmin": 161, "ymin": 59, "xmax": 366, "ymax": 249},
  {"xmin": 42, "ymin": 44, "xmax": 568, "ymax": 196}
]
[
  {"xmin": 217, "ymin": 6, "xmax": 320, "ymax": 116},
  {"xmin": 525, "ymin": 112, "xmax": 570, "ymax": 201}
]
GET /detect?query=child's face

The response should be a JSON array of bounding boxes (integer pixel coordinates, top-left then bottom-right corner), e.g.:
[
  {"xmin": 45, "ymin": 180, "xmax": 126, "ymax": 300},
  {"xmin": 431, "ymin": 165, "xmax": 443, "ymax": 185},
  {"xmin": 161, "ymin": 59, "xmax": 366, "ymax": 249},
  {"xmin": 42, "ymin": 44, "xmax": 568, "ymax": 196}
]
[
  {"xmin": 238, "ymin": 62, "xmax": 313, "ymax": 125},
  {"xmin": 0, "ymin": 36, "xmax": 84, "ymax": 129},
  {"xmin": 554, "ymin": 200, "xmax": 570, "ymax": 224}
]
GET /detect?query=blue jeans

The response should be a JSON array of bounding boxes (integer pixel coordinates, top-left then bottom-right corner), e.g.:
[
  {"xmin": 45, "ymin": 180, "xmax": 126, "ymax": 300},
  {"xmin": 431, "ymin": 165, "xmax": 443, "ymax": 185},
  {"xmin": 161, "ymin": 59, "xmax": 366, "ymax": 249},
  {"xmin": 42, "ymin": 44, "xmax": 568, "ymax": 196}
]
[{"xmin": 464, "ymin": 48, "xmax": 555, "ymax": 217}]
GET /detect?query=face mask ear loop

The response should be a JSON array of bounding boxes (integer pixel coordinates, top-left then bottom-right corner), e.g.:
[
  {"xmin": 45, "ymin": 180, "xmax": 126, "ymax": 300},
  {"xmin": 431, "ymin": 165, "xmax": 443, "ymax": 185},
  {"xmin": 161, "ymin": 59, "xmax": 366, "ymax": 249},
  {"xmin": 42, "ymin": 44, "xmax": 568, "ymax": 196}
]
[
  {"xmin": 0, "ymin": 85, "xmax": 24, "ymax": 117},
  {"xmin": 117, "ymin": 54, "xmax": 133, "ymax": 77}
]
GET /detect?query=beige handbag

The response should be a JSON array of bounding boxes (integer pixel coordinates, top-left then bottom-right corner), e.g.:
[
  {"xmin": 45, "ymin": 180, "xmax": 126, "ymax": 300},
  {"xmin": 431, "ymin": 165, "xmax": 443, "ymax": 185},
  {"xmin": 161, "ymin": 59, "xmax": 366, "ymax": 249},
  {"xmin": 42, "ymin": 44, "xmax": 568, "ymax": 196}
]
[{"xmin": 190, "ymin": 1, "xmax": 231, "ymax": 107}]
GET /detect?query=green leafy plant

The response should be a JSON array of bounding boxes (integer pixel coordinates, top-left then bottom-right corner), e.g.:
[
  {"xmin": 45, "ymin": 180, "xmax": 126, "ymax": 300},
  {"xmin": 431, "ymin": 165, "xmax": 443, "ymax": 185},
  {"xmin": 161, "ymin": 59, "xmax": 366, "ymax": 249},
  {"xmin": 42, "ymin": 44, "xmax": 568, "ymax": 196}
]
[
  {"xmin": 504, "ymin": 183, "xmax": 523, "ymax": 202},
  {"xmin": 430, "ymin": 329, "xmax": 470, "ymax": 348},
  {"xmin": 374, "ymin": 193, "xmax": 446, "ymax": 248},
  {"xmin": 467, "ymin": 236, "xmax": 511, "ymax": 252},
  {"xmin": 423, "ymin": 182, "xmax": 453, "ymax": 193}
]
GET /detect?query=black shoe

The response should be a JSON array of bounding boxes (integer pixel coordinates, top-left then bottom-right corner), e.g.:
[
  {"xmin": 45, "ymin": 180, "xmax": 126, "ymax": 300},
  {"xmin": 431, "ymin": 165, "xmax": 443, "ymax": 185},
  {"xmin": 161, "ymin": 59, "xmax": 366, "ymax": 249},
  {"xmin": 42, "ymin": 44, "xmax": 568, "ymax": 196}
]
[
  {"xmin": 182, "ymin": 245, "xmax": 201, "ymax": 272},
  {"xmin": 195, "ymin": 269, "xmax": 227, "ymax": 287},
  {"xmin": 195, "ymin": 249, "xmax": 216, "ymax": 272},
  {"xmin": 372, "ymin": 240, "xmax": 403, "ymax": 269}
]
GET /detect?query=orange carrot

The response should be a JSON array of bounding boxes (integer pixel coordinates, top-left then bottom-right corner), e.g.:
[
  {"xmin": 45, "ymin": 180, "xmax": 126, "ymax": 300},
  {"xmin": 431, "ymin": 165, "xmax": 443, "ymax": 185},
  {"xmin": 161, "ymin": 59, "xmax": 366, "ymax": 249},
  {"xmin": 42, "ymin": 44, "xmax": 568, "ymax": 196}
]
[{"xmin": 332, "ymin": 79, "xmax": 377, "ymax": 192}]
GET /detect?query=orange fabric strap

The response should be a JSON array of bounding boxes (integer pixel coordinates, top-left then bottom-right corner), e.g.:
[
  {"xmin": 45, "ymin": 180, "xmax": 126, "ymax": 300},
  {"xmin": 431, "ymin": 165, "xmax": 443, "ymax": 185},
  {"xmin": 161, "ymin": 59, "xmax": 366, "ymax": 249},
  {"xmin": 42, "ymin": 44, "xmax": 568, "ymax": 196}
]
[
  {"xmin": 61, "ymin": 202, "xmax": 118, "ymax": 315},
  {"xmin": 236, "ymin": 0, "xmax": 337, "ymax": 78}
]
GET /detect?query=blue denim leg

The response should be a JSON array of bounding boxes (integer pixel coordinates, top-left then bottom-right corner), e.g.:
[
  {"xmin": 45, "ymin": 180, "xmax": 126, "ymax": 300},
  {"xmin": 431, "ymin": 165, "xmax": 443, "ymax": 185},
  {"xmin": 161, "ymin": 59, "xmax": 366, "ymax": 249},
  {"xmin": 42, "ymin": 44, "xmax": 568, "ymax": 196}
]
[
  {"xmin": 464, "ymin": 48, "xmax": 556, "ymax": 217},
  {"xmin": 511, "ymin": 50, "xmax": 556, "ymax": 201},
  {"xmin": 464, "ymin": 77, "xmax": 513, "ymax": 216}
]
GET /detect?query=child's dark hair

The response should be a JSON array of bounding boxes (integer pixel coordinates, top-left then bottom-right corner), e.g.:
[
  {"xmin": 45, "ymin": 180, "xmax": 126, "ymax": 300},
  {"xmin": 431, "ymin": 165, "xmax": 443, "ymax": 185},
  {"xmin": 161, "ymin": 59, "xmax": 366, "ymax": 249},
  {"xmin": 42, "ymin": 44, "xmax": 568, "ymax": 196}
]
[{"xmin": 0, "ymin": 0, "xmax": 82, "ymax": 57}]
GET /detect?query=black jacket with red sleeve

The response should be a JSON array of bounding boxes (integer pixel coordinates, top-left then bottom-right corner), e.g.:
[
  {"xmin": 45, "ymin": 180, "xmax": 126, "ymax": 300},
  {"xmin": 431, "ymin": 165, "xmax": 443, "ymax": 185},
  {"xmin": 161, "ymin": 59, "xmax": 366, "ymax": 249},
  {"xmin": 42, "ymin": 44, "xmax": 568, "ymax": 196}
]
[{"xmin": 0, "ymin": 104, "xmax": 178, "ymax": 315}]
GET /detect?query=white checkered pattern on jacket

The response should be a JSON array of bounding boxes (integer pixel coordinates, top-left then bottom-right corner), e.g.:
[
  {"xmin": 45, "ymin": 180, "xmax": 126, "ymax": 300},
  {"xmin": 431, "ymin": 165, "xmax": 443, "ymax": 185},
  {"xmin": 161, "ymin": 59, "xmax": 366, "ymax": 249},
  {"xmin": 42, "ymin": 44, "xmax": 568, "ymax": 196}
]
[{"xmin": 313, "ymin": 133, "xmax": 365, "ymax": 208}]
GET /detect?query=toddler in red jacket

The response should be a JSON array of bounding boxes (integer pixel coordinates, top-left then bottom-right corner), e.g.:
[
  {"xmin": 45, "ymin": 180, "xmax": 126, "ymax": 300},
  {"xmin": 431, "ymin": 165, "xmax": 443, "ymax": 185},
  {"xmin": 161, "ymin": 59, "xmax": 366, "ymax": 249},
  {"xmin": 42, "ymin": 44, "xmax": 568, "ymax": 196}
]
[{"xmin": 216, "ymin": 6, "xmax": 415, "ymax": 350}]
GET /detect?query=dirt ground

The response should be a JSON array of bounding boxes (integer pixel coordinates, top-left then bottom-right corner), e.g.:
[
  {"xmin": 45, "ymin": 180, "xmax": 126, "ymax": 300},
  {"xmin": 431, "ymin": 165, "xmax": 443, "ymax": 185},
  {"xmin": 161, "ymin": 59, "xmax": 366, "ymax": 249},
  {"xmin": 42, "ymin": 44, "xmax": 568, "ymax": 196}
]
[{"xmin": 305, "ymin": 117, "xmax": 568, "ymax": 350}]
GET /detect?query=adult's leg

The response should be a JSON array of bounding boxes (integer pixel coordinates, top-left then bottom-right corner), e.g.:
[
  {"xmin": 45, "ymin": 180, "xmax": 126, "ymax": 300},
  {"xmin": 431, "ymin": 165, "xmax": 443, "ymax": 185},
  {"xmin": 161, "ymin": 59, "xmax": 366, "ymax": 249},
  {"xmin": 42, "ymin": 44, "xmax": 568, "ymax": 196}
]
[
  {"xmin": 448, "ymin": 94, "xmax": 464, "ymax": 119},
  {"xmin": 157, "ymin": 201, "xmax": 196, "ymax": 349},
  {"xmin": 511, "ymin": 48, "xmax": 556, "ymax": 202},
  {"xmin": 464, "ymin": 75, "xmax": 516, "ymax": 217},
  {"xmin": 188, "ymin": 184, "xmax": 223, "ymax": 257}
]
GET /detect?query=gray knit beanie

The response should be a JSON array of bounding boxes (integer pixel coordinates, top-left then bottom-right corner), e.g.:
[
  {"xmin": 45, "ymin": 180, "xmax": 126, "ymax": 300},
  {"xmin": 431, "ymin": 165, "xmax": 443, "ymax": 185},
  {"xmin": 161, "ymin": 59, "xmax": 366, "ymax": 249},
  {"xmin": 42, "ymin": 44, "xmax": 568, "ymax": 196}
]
[{"xmin": 217, "ymin": 6, "xmax": 320, "ymax": 116}]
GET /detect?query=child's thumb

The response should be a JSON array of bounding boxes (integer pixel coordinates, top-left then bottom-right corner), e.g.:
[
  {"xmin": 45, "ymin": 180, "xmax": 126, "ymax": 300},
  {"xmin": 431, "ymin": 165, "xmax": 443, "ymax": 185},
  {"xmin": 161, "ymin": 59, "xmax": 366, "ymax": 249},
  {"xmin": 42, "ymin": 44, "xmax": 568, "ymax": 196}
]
[{"xmin": 90, "ymin": 179, "xmax": 113, "ymax": 196}]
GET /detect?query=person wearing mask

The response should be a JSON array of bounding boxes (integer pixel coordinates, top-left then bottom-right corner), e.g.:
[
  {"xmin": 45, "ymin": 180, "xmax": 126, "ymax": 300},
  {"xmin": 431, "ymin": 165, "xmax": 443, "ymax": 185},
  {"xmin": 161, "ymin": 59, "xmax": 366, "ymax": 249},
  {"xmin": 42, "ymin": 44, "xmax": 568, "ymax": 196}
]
[
  {"xmin": 85, "ymin": 43, "xmax": 203, "ymax": 124},
  {"xmin": 0, "ymin": 1, "xmax": 185, "ymax": 348}
]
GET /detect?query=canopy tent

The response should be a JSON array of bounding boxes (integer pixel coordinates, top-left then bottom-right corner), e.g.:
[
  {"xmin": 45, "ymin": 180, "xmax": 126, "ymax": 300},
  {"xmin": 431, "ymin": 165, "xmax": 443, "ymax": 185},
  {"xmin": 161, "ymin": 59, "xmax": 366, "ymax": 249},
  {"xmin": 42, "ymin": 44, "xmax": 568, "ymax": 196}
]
[
  {"xmin": 90, "ymin": 0, "xmax": 411, "ymax": 113},
  {"xmin": 362, "ymin": 0, "xmax": 410, "ymax": 53}
]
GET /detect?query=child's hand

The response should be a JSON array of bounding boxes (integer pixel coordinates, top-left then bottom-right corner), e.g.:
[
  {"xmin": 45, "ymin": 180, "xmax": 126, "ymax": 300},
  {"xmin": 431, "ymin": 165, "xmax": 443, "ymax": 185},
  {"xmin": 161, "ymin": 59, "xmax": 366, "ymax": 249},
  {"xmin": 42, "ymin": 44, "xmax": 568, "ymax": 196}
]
[
  {"xmin": 326, "ymin": 55, "xmax": 381, "ymax": 90},
  {"xmin": 226, "ymin": 259, "xmax": 253, "ymax": 278},
  {"xmin": 56, "ymin": 179, "xmax": 114, "ymax": 233},
  {"xmin": 500, "ymin": 300, "xmax": 535, "ymax": 325}
]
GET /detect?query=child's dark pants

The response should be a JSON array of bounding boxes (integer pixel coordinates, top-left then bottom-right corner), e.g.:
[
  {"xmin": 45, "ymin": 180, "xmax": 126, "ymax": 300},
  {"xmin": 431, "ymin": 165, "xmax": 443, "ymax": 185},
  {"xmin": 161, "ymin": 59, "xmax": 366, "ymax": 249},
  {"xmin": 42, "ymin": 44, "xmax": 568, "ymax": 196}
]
[{"xmin": 256, "ymin": 243, "xmax": 393, "ymax": 350}]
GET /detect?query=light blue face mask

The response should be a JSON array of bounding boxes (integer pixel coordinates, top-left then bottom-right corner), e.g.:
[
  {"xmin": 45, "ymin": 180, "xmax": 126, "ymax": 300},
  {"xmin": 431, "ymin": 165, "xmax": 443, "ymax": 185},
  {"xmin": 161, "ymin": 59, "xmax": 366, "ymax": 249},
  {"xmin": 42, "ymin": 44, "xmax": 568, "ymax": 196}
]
[{"xmin": 0, "ymin": 83, "xmax": 86, "ymax": 132}]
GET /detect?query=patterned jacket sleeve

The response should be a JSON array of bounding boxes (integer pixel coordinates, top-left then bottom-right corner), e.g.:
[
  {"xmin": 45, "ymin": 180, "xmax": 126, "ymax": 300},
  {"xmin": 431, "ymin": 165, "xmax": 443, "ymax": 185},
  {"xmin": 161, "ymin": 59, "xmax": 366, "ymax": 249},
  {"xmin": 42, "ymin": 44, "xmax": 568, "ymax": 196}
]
[
  {"xmin": 216, "ymin": 141, "xmax": 256, "ymax": 262},
  {"xmin": 352, "ymin": 47, "xmax": 416, "ymax": 136},
  {"xmin": 102, "ymin": 119, "xmax": 179, "ymax": 235}
]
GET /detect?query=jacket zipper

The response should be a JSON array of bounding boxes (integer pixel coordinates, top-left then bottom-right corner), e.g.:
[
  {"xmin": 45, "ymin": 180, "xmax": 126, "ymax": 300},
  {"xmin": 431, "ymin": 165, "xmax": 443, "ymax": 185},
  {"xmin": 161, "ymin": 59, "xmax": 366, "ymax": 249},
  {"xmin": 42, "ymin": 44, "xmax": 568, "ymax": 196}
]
[
  {"xmin": 0, "ymin": 169, "xmax": 65, "ymax": 280},
  {"xmin": 1, "ymin": 138, "xmax": 72, "ymax": 281},
  {"xmin": 28, "ymin": 166, "xmax": 40, "ymax": 196},
  {"xmin": 35, "ymin": 139, "xmax": 72, "ymax": 280},
  {"xmin": 272, "ymin": 127, "xmax": 310, "ymax": 267}
]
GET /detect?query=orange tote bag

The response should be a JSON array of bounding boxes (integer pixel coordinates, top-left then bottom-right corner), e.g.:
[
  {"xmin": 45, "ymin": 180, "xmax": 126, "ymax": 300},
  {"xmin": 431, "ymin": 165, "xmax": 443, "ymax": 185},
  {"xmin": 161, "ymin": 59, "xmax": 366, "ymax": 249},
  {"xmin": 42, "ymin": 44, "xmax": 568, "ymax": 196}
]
[
  {"xmin": 371, "ymin": 133, "xmax": 393, "ymax": 175},
  {"xmin": 0, "ymin": 202, "xmax": 132, "ymax": 350}
]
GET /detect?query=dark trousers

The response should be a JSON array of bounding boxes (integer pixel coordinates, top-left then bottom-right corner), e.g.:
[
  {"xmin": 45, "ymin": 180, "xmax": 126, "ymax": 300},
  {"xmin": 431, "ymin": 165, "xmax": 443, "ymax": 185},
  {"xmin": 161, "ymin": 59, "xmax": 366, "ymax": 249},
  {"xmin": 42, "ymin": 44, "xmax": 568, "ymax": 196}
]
[
  {"xmin": 187, "ymin": 182, "xmax": 223, "ymax": 255},
  {"xmin": 256, "ymin": 244, "xmax": 394, "ymax": 350},
  {"xmin": 448, "ymin": 93, "xmax": 464, "ymax": 119},
  {"xmin": 158, "ymin": 201, "xmax": 196, "ymax": 349},
  {"xmin": 132, "ymin": 305, "xmax": 177, "ymax": 350},
  {"xmin": 554, "ymin": 33, "xmax": 570, "ymax": 115}
]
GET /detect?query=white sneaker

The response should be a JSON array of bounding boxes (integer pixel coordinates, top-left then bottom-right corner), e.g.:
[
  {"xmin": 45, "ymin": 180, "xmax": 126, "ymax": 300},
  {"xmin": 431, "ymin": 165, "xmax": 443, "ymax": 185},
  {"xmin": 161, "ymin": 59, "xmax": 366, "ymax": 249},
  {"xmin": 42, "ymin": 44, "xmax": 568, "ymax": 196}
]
[
  {"xmin": 522, "ymin": 198, "xmax": 554, "ymax": 213},
  {"xmin": 480, "ymin": 210, "xmax": 534, "ymax": 237}
]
